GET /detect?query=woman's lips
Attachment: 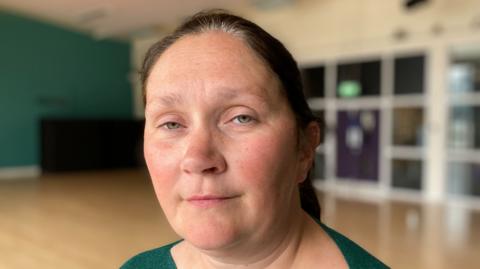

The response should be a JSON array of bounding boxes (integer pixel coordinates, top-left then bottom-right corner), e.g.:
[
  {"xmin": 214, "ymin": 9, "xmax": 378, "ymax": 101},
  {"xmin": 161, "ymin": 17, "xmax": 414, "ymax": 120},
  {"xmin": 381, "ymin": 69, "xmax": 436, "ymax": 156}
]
[{"xmin": 186, "ymin": 195, "xmax": 237, "ymax": 207}]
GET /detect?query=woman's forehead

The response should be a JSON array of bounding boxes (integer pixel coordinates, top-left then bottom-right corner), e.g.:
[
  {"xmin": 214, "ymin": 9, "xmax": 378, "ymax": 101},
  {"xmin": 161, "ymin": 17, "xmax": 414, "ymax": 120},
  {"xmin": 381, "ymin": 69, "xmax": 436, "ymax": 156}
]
[
  {"xmin": 150, "ymin": 31, "xmax": 268, "ymax": 79},
  {"xmin": 145, "ymin": 31, "xmax": 283, "ymax": 104}
]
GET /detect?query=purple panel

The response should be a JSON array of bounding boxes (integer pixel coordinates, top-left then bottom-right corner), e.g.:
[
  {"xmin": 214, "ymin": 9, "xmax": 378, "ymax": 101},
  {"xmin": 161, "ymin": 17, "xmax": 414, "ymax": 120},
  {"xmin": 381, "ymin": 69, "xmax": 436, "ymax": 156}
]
[{"xmin": 336, "ymin": 110, "xmax": 380, "ymax": 181}]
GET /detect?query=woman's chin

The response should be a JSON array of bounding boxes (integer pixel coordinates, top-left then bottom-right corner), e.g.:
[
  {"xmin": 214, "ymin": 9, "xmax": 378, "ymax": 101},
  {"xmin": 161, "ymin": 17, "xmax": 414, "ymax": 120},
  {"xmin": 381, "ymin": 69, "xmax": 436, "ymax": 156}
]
[
  {"xmin": 179, "ymin": 218, "xmax": 242, "ymax": 251},
  {"xmin": 187, "ymin": 235, "xmax": 236, "ymax": 251}
]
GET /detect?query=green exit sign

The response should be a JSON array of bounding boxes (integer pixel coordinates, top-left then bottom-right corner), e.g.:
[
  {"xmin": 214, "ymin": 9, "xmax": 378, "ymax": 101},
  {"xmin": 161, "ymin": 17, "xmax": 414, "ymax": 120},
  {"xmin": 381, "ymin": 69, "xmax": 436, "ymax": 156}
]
[{"xmin": 338, "ymin": 81, "xmax": 361, "ymax": 97}]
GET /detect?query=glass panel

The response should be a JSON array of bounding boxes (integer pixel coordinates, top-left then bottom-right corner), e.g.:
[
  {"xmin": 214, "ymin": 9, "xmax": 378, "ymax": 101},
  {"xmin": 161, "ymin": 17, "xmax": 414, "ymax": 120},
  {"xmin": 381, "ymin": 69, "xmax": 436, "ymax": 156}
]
[
  {"xmin": 448, "ymin": 106, "xmax": 480, "ymax": 149},
  {"xmin": 394, "ymin": 55, "xmax": 425, "ymax": 94},
  {"xmin": 302, "ymin": 66, "xmax": 325, "ymax": 98},
  {"xmin": 449, "ymin": 56, "xmax": 480, "ymax": 93},
  {"xmin": 393, "ymin": 108, "xmax": 425, "ymax": 146},
  {"xmin": 336, "ymin": 110, "xmax": 380, "ymax": 181},
  {"xmin": 312, "ymin": 153, "xmax": 325, "ymax": 180},
  {"xmin": 337, "ymin": 60, "xmax": 381, "ymax": 98},
  {"xmin": 392, "ymin": 159, "xmax": 422, "ymax": 190},
  {"xmin": 447, "ymin": 162, "xmax": 480, "ymax": 197}
]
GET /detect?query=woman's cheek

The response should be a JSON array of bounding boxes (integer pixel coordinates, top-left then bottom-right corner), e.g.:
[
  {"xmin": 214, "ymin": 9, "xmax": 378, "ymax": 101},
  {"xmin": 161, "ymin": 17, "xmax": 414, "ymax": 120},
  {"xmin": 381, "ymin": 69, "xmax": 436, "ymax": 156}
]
[
  {"xmin": 144, "ymin": 138, "xmax": 179, "ymax": 197},
  {"xmin": 230, "ymin": 132, "xmax": 298, "ymax": 226},
  {"xmin": 233, "ymin": 130, "xmax": 296, "ymax": 187}
]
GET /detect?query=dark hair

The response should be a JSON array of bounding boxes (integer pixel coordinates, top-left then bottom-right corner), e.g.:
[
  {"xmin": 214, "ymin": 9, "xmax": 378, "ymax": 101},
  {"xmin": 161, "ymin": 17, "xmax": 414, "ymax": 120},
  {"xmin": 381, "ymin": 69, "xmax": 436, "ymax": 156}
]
[{"xmin": 141, "ymin": 10, "xmax": 321, "ymax": 219}]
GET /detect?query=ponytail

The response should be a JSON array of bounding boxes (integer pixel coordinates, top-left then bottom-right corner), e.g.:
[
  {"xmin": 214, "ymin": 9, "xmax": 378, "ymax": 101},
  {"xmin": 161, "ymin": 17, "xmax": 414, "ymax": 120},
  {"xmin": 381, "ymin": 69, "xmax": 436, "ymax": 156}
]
[{"xmin": 299, "ymin": 173, "xmax": 321, "ymax": 220}]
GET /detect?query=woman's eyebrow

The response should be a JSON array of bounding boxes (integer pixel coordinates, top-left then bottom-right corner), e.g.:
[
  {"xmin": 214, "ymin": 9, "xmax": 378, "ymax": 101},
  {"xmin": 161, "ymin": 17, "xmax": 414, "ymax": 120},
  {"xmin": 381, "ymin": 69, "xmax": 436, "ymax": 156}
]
[
  {"xmin": 144, "ymin": 92, "xmax": 184, "ymax": 114},
  {"xmin": 158, "ymin": 92, "xmax": 184, "ymax": 106},
  {"xmin": 147, "ymin": 92, "xmax": 184, "ymax": 107},
  {"xmin": 147, "ymin": 87, "xmax": 270, "ymax": 109}
]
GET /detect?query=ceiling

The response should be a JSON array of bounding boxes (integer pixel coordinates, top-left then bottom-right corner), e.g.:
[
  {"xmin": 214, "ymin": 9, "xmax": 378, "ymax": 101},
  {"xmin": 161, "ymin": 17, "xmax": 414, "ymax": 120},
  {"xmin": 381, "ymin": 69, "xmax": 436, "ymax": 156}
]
[{"xmin": 0, "ymin": 0, "xmax": 284, "ymax": 40}]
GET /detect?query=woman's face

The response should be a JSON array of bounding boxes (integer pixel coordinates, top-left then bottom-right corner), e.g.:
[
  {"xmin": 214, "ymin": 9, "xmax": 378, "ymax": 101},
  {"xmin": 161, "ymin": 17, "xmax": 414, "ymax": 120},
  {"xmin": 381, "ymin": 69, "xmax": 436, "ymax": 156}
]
[{"xmin": 144, "ymin": 31, "xmax": 312, "ymax": 251}]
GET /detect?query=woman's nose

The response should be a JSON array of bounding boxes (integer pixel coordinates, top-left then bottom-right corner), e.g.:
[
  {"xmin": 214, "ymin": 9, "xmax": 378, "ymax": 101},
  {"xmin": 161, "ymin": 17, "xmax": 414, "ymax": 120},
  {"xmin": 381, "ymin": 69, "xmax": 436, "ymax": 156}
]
[{"xmin": 180, "ymin": 128, "xmax": 227, "ymax": 175}]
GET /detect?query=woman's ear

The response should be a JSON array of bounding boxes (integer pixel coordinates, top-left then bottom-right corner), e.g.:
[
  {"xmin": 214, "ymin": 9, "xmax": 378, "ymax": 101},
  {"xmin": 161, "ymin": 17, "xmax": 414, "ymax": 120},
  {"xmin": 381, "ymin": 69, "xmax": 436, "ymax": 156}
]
[{"xmin": 298, "ymin": 121, "xmax": 321, "ymax": 180}]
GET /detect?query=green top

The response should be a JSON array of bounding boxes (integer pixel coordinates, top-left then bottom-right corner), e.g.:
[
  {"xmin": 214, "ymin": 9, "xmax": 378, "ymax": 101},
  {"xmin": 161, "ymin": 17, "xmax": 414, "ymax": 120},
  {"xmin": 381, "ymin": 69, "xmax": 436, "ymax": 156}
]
[{"xmin": 120, "ymin": 223, "xmax": 389, "ymax": 269}]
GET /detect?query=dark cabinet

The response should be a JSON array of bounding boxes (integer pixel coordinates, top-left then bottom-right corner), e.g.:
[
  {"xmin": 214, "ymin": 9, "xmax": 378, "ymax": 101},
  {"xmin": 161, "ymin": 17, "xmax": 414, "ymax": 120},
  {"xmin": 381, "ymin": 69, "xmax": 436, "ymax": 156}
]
[{"xmin": 40, "ymin": 119, "xmax": 144, "ymax": 172}]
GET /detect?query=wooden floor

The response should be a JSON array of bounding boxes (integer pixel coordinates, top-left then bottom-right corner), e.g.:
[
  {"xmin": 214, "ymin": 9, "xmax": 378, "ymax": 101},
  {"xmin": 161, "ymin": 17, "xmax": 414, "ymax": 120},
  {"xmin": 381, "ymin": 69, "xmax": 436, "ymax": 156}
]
[{"xmin": 0, "ymin": 169, "xmax": 479, "ymax": 269}]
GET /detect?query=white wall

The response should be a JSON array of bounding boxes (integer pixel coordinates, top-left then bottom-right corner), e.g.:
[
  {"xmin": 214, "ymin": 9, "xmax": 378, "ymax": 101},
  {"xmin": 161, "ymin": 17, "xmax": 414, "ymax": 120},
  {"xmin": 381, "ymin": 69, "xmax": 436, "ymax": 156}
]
[
  {"xmin": 130, "ymin": 35, "xmax": 167, "ymax": 119},
  {"xmin": 241, "ymin": 0, "xmax": 480, "ymax": 63}
]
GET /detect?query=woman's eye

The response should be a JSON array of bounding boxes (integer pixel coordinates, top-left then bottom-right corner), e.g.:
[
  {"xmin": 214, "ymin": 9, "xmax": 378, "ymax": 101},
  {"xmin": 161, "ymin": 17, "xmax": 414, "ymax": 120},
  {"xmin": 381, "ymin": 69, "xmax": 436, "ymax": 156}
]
[
  {"xmin": 233, "ymin": 115, "xmax": 254, "ymax": 124},
  {"xmin": 160, "ymin": 122, "xmax": 182, "ymax": 130}
]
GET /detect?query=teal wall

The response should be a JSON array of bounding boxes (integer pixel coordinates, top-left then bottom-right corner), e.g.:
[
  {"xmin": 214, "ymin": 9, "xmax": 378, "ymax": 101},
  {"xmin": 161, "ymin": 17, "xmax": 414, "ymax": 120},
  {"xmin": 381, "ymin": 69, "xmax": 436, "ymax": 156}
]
[{"xmin": 0, "ymin": 11, "xmax": 132, "ymax": 168}]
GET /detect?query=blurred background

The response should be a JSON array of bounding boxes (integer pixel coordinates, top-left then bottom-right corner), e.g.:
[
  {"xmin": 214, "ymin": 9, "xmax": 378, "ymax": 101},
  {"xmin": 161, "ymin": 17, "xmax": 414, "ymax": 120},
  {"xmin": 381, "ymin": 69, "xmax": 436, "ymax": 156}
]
[{"xmin": 0, "ymin": 0, "xmax": 479, "ymax": 268}]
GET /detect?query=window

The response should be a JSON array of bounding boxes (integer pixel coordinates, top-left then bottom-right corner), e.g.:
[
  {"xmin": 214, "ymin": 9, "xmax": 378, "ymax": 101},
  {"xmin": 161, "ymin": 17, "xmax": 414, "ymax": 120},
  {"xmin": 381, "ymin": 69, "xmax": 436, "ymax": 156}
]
[
  {"xmin": 392, "ymin": 159, "xmax": 423, "ymax": 190},
  {"xmin": 337, "ymin": 60, "xmax": 381, "ymax": 97},
  {"xmin": 394, "ymin": 55, "xmax": 425, "ymax": 94},
  {"xmin": 449, "ymin": 58, "xmax": 480, "ymax": 93},
  {"xmin": 446, "ymin": 45, "xmax": 480, "ymax": 198},
  {"xmin": 302, "ymin": 66, "xmax": 325, "ymax": 98},
  {"xmin": 448, "ymin": 162, "xmax": 480, "ymax": 196},
  {"xmin": 448, "ymin": 106, "xmax": 480, "ymax": 149},
  {"xmin": 393, "ymin": 108, "xmax": 425, "ymax": 146}
]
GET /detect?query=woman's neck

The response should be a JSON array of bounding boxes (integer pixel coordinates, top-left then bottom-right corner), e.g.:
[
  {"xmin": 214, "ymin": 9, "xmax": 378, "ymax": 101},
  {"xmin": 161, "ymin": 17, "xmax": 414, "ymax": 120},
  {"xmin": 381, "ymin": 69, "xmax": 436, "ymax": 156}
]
[{"xmin": 174, "ymin": 209, "xmax": 314, "ymax": 269}]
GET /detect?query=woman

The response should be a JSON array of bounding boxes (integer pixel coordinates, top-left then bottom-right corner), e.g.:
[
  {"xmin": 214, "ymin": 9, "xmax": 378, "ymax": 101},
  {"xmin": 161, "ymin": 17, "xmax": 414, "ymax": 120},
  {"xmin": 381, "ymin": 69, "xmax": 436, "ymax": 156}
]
[{"xmin": 121, "ymin": 10, "xmax": 388, "ymax": 269}]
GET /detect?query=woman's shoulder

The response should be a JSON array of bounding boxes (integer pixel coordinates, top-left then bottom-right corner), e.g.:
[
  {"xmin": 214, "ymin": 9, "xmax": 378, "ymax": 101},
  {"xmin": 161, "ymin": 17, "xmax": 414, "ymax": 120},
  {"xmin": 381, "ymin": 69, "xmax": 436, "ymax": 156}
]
[
  {"xmin": 320, "ymin": 223, "xmax": 390, "ymax": 269},
  {"xmin": 120, "ymin": 241, "xmax": 180, "ymax": 269}
]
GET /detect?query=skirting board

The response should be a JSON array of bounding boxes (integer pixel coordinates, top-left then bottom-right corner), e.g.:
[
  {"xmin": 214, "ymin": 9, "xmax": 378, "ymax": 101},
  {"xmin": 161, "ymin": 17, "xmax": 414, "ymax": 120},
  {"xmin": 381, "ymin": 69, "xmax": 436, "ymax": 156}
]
[{"xmin": 0, "ymin": 166, "xmax": 41, "ymax": 180}]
